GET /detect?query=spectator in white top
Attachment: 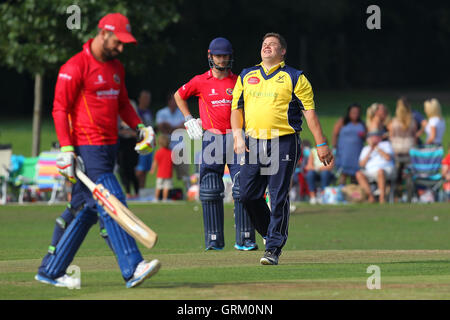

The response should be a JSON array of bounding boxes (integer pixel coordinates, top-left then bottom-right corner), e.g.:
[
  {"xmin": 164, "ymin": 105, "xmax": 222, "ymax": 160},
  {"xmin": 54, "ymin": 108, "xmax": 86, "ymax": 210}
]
[
  {"xmin": 416, "ymin": 98, "xmax": 446, "ymax": 146},
  {"xmin": 156, "ymin": 92, "xmax": 185, "ymax": 144},
  {"xmin": 355, "ymin": 131, "xmax": 395, "ymax": 203}
]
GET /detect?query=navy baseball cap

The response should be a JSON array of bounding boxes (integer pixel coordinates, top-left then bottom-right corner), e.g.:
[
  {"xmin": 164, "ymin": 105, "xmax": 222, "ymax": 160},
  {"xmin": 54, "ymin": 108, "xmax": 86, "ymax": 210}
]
[{"xmin": 208, "ymin": 37, "xmax": 233, "ymax": 55}]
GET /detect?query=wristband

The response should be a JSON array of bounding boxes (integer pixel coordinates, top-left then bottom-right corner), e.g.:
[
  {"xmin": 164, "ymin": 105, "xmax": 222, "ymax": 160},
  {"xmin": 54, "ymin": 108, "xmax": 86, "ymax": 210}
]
[
  {"xmin": 136, "ymin": 123, "xmax": 145, "ymax": 130},
  {"xmin": 61, "ymin": 145, "xmax": 75, "ymax": 152},
  {"xmin": 316, "ymin": 142, "xmax": 327, "ymax": 147},
  {"xmin": 184, "ymin": 115, "xmax": 193, "ymax": 122}
]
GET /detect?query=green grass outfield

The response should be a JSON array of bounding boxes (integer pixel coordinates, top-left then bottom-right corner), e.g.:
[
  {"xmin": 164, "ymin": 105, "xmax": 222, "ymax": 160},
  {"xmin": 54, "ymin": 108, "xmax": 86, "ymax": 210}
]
[{"xmin": 0, "ymin": 202, "xmax": 449, "ymax": 300}]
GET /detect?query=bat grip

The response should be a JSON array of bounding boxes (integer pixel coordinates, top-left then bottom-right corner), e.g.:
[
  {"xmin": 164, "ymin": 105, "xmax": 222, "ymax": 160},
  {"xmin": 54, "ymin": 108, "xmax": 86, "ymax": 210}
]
[{"xmin": 75, "ymin": 166, "xmax": 96, "ymax": 192}]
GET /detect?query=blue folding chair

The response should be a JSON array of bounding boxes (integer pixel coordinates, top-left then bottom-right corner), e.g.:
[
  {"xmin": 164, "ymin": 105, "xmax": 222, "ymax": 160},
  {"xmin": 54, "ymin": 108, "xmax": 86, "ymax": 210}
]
[{"xmin": 406, "ymin": 145, "xmax": 444, "ymax": 202}]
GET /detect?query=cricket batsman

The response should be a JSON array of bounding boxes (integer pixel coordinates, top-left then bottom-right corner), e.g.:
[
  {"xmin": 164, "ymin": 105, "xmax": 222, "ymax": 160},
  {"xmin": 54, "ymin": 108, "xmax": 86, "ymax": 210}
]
[
  {"xmin": 174, "ymin": 37, "xmax": 258, "ymax": 251},
  {"xmin": 34, "ymin": 13, "xmax": 161, "ymax": 288}
]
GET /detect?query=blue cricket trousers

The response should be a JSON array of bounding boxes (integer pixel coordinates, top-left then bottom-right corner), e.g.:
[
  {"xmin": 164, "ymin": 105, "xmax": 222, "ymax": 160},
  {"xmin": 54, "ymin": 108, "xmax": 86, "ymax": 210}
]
[
  {"xmin": 200, "ymin": 131, "xmax": 241, "ymax": 181},
  {"xmin": 239, "ymin": 133, "xmax": 301, "ymax": 256}
]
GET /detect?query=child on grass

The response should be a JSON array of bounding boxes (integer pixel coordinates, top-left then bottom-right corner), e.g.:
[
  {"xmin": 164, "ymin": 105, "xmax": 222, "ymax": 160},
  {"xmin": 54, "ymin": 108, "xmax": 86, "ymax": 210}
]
[{"xmin": 150, "ymin": 134, "xmax": 173, "ymax": 202}]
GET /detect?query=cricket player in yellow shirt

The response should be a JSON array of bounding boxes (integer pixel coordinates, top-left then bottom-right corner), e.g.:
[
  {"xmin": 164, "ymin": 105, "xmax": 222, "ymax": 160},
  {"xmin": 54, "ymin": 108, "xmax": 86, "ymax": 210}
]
[{"xmin": 231, "ymin": 32, "xmax": 333, "ymax": 265}]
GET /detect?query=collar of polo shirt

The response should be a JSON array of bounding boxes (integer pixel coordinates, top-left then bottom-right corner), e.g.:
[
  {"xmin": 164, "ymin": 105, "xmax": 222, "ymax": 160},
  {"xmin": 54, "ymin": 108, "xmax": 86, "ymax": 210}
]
[{"xmin": 258, "ymin": 61, "xmax": 286, "ymax": 76}]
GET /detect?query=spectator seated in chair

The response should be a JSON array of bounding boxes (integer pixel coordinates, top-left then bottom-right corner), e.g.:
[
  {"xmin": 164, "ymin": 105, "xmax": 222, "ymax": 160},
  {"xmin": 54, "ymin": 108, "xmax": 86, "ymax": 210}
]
[
  {"xmin": 305, "ymin": 146, "xmax": 335, "ymax": 204},
  {"xmin": 355, "ymin": 131, "xmax": 395, "ymax": 203}
]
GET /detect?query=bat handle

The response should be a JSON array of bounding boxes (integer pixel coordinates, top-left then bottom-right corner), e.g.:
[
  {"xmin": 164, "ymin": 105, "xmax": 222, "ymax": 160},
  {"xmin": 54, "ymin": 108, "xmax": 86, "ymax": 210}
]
[{"xmin": 75, "ymin": 157, "xmax": 96, "ymax": 192}]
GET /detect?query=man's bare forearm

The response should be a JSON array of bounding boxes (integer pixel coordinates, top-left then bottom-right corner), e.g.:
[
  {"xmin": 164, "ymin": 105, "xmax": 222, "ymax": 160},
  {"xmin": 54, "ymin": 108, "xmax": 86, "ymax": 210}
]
[
  {"xmin": 174, "ymin": 91, "xmax": 191, "ymax": 118},
  {"xmin": 231, "ymin": 109, "xmax": 244, "ymax": 137},
  {"xmin": 302, "ymin": 109, "xmax": 327, "ymax": 145}
]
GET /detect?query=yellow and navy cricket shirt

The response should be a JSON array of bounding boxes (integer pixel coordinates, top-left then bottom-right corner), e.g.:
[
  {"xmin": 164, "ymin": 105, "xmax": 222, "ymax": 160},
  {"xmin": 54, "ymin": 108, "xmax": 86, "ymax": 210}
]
[{"xmin": 231, "ymin": 61, "xmax": 315, "ymax": 139}]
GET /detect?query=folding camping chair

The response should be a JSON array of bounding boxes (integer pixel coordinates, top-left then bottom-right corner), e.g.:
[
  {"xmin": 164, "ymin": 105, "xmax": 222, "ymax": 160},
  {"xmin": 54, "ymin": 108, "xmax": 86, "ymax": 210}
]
[
  {"xmin": 17, "ymin": 156, "xmax": 39, "ymax": 203},
  {"xmin": 0, "ymin": 145, "xmax": 12, "ymax": 204},
  {"xmin": 19, "ymin": 151, "xmax": 66, "ymax": 204},
  {"xmin": 367, "ymin": 169, "xmax": 396, "ymax": 203},
  {"xmin": 406, "ymin": 145, "xmax": 444, "ymax": 202}
]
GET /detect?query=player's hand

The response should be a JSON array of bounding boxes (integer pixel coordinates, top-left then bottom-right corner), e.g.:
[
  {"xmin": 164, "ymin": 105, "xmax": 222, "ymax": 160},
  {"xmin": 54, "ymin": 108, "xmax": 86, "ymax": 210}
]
[
  {"xmin": 135, "ymin": 126, "xmax": 156, "ymax": 155},
  {"xmin": 56, "ymin": 151, "xmax": 77, "ymax": 183},
  {"xmin": 317, "ymin": 145, "xmax": 334, "ymax": 167},
  {"xmin": 184, "ymin": 118, "xmax": 203, "ymax": 140}
]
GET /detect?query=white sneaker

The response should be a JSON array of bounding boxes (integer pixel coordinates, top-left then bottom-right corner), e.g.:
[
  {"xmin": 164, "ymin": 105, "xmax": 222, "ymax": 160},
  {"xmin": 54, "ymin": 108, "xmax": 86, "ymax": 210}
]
[
  {"xmin": 309, "ymin": 197, "xmax": 317, "ymax": 205},
  {"xmin": 126, "ymin": 259, "xmax": 161, "ymax": 288},
  {"xmin": 35, "ymin": 273, "xmax": 80, "ymax": 289}
]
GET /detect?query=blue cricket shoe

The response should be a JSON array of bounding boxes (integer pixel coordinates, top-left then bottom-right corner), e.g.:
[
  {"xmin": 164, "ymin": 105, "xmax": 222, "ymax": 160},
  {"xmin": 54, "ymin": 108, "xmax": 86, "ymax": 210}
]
[{"xmin": 234, "ymin": 241, "xmax": 259, "ymax": 251}]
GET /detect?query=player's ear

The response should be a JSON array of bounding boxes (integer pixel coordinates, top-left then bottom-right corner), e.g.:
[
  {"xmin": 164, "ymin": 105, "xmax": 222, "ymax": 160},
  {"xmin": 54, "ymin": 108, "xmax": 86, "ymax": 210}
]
[{"xmin": 99, "ymin": 29, "xmax": 111, "ymax": 41}]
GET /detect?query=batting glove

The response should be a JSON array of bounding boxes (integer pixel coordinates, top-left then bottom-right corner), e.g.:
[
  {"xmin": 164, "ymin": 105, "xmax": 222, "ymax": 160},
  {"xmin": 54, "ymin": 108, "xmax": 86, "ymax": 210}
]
[
  {"xmin": 135, "ymin": 125, "xmax": 156, "ymax": 155},
  {"xmin": 56, "ymin": 151, "xmax": 77, "ymax": 183},
  {"xmin": 184, "ymin": 116, "xmax": 203, "ymax": 140}
]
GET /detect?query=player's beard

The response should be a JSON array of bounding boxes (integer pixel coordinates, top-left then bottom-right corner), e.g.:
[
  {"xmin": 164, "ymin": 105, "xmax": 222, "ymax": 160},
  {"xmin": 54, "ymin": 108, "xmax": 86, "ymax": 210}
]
[{"xmin": 102, "ymin": 42, "xmax": 121, "ymax": 61}]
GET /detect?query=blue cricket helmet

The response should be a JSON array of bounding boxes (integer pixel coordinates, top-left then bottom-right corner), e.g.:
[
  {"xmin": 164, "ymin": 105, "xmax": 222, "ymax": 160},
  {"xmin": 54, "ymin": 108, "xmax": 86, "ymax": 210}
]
[
  {"xmin": 208, "ymin": 37, "xmax": 233, "ymax": 70},
  {"xmin": 208, "ymin": 37, "xmax": 233, "ymax": 55}
]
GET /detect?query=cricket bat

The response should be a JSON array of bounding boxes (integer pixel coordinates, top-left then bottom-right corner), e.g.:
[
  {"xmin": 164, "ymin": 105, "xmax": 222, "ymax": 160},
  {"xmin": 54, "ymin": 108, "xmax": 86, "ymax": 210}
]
[{"xmin": 75, "ymin": 167, "xmax": 158, "ymax": 249}]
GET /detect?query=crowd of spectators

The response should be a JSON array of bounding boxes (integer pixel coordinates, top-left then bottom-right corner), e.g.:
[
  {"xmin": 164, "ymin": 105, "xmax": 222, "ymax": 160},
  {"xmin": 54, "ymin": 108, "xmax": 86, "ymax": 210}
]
[
  {"xmin": 294, "ymin": 97, "xmax": 448, "ymax": 204},
  {"xmin": 118, "ymin": 91, "xmax": 448, "ymax": 204}
]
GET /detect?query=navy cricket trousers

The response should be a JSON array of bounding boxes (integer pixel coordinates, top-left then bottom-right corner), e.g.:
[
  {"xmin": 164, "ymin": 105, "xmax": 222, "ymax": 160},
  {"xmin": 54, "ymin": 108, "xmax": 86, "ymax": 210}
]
[
  {"xmin": 200, "ymin": 131, "xmax": 241, "ymax": 182},
  {"xmin": 70, "ymin": 144, "xmax": 119, "ymax": 209},
  {"xmin": 239, "ymin": 133, "xmax": 301, "ymax": 256}
]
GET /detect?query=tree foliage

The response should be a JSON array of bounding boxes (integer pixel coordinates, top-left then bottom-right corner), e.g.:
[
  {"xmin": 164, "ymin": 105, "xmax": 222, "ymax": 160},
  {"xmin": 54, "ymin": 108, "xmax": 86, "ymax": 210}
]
[{"xmin": 0, "ymin": 0, "xmax": 182, "ymax": 75}]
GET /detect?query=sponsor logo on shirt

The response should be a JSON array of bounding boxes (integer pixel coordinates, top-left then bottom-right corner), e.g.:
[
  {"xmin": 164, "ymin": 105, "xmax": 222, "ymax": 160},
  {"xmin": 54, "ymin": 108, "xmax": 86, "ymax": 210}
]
[
  {"xmin": 247, "ymin": 90, "xmax": 278, "ymax": 99},
  {"xmin": 210, "ymin": 99, "xmax": 232, "ymax": 106},
  {"xmin": 248, "ymin": 77, "xmax": 260, "ymax": 85},
  {"xmin": 96, "ymin": 88, "xmax": 120, "ymax": 99},
  {"xmin": 58, "ymin": 73, "xmax": 72, "ymax": 80}
]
